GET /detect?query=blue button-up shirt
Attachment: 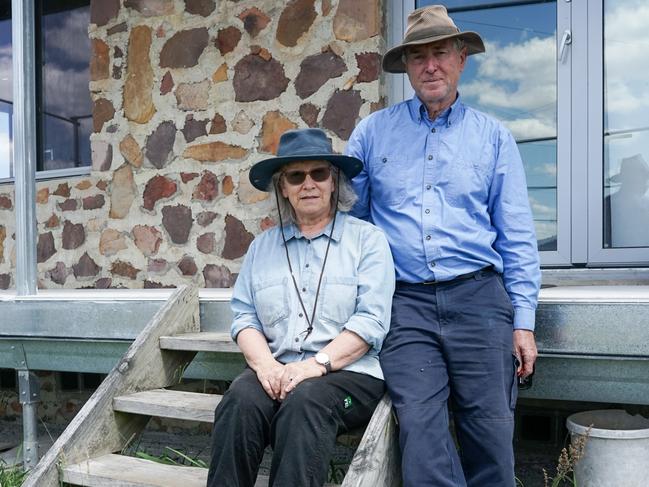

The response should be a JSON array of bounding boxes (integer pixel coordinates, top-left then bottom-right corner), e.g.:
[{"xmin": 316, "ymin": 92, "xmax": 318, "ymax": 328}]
[
  {"xmin": 231, "ymin": 212, "xmax": 395, "ymax": 379},
  {"xmin": 346, "ymin": 96, "xmax": 540, "ymax": 330}
]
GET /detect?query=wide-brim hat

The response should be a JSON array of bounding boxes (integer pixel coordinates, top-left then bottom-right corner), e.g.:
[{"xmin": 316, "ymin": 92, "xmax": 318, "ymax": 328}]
[
  {"xmin": 383, "ymin": 5, "xmax": 485, "ymax": 73},
  {"xmin": 249, "ymin": 128, "xmax": 363, "ymax": 191},
  {"xmin": 610, "ymin": 154, "xmax": 649, "ymax": 183}
]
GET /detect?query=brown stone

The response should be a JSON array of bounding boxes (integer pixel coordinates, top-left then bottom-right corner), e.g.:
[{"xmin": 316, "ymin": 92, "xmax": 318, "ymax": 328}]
[
  {"xmin": 212, "ymin": 63, "xmax": 228, "ymax": 83},
  {"xmin": 99, "ymin": 229, "xmax": 127, "ymax": 256},
  {"xmin": 82, "ymin": 194, "xmax": 105, "ymax": 210},
  {"xmin": 145, "ymin": 121, "xmax": 176, "ymax": 169},
  {"xmin": 162, "ymin": 204, "xmax": 193, "ymax": 244},
  {"xmin": 45, "ymin": 214, "xmax": 59, "ymax": 228},
  {"xmin": 58, "ymin": 199, "xmax": 78, "ymax": 211},
  {"xmin": 91, "ymin": 0, "xmax": 120, "ymax": 26},
  {"xmin": 95, "ymin": 277, "xmax": 113, "ymax": 289},
  {"xmin": 175, "ymin": 79, "xmax": 210, "ymax": 111},
  {"xmin": 295, "ymin": 52, "xmax": 346, "ymax": 99},
  {"xmin": 49, "ymin": 262, "xmax": 68, "ymax": 285},
  {"xmin": 76, "ymin": 180, "xmax": 92, "ymax": 190},
  {"xmin": 143, "ymin": 175, "xmax": 177, "ymax": 211},
  {"xmin": 260, "ymin": 216, "xmax": 276, "ymax": 231},
  {"xmin": 186, "ymin": 0, "xmax": 215, "ymax": 16},
  {"xmin": 37, "ymin": 232, "xmax": 56, "ymax": 263},
  {"xmin": 53, "ymin": 183, "xmax": 70, "ymax": 198},
  {"xmin": 260, "ymin": 111, "xmax": 297, "ymax": 154},
  {"xmin": 93, "ymin": 98, "xmax": 115, "ymax": 133},
  {"xmin": 232, "ymin": 111, "xmax": 254, "ymax": 134},
  {"xmin": 124, "ymin": 0, "xmax": 174, "ymax": 17},
  {"xmin": 276, "ymin": 0, "xmax": 317, "ymax": 47},
  {"xmin": 96, "ymin": 180, "xmax": 108, "ymax": 191},
  {"xmin": 62, "ymin": 221, "xmax": 85, "ymax": 250},
  {"xmin": 299, "ymin": 103, "xmax": 320, "ymax": 127},
  {"xmin": 356, "ymin": 52, "xmax": 381, "ymax": 83},
  {"xmin": 181, "ymin": 172, "xmax": 199, "ymax": 183},
  {"xmin": 144, "ymin": 280, "xmax": 175, "ymax": 289},
  {"xmin": 92, "ymin": 141, "xmax": 113, "ymax": 171},
  {"xmin": 256, "ymin": 47, "xmax": 272, "ymax": 61},
  {"xmin": 124, "ymin": 26, "xmax": 156, "ymax": 124},
  {"xmin": 193, "ymin": 171, "xmax": 219, "ymax": 201},
  {"xmin": 119, "ymin": 134, "xmax": 144, "ymax": 168},
  {"xmin": 322, "ymin": 0, "xmax": 332, "ymax": 16},
  {"xmin": 110, "ymin": 164, "xmax": 137, "ymax": 219},
  {"xmin": 182, "ymin": 115, "xmax": 208, "ymax": 143},
  {"xmin": 132, "ymin": 225, "xmax": 162, "ymax": 256},
  {"xmin": 233, "ymin": 54, "xmax": 289, "ymax": 102},
  {"xmin": 333, "ymin": 0, "xmax": 380, "ymax": 42},
  {"xmin": 148, "ymin": 258, "xmax": 168, "ymax": 273},
  {"xmin": 196, "ymin": 211, "xmax": 217, "ymax": 227},
  {"xmin": 197, "ymin": 232, "xmax": 215, "ymax": 254},
  {"xmin": 209, "ymin": 113, "xmax": 227, "ymax": 134},
  {"xmin": 203, "ymin": 264, "xmax": 234, "ymax": 288},
  {"xmin": 238, "ymin": 172, "xmax": 269, "ymax": 204},
  {"xmin": 0, "ymin": 274, "xmax": 10, "ymax": 290},
  {"xmin": 160, "ymin": 28, "xmax": 209, "ymax": 69},
  {"xmin": 90, "ymin": 39, "xmax": 110, "ymax": 81},
  {"xmin": 0, "ymin": 225, "xmax": 4, "ymax": 262},
  {"xmin": 111, "ymin": 260, "xmax": 140, "ymax": 279},
  {"xmin": 222, "ymin": 175, "xmax": 234, "ymax": 195},
  {"xmin": 107, "ymin": 22, "xmax": 127, "ymax": 35},
  {"xmin": 222, "ymin": 214, "xmax": 254, "ymax": 259},
  {"xmin": 322, "ymin": 89, "xmax": 363, "ymax": 140},
  {"xmin": 0, "ymin": 194, "xmax": 11, "ymax": 209},
  {"xmin": 36, "ymin": 188, "xmax": 49, "ymax": 205},
  {"xmin": 238, "ymin": 7, "xmax": 270, "ymax": 37},
  {"xmin": 215, "ymin": 26, "xmax": 242, "ymax": 56},
  {"xmin": 183, "ymin": 142, "xmax": 247, "ymax": 162},
  {"xmin": 160, "ymin": 71, "xmax": 174, "ymax": 95},
  {"xmin": 178, "ymin": 255, "xmax": 198, "ymax": 276}
]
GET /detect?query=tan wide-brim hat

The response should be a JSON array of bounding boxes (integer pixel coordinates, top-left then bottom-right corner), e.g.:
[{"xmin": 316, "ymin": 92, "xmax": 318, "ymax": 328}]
[{"xmin": 383, "ymin": 5, "xmax": 486, "ymax": 73}]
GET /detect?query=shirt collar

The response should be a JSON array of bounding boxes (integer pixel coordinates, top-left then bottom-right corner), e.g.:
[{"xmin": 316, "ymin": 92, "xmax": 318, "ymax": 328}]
[
  {"xmin": 281, "ymin": 212, "xmax": 346, "ymax": 243},
  {"xmin": 408, "ymin": 93, "xmax": 465, "ymax": 128}
]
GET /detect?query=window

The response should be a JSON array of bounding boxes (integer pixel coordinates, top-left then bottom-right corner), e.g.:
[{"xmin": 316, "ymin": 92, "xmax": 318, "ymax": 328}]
[{"xmin": 0, "ymin": 0, "xmax": 91, "ymax": 181}]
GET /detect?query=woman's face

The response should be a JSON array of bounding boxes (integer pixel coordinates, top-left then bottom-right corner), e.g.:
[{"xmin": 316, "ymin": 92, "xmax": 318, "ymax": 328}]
[{"xmin": 280, "ymin": 160, "xmax": 334, "ymax": 224}]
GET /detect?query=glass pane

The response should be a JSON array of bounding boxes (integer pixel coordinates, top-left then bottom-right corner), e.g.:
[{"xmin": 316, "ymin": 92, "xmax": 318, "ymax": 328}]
[
  {"xmin": 603, "ymin": 0, "xmax": 649, "ymax": 249},
  {"xmin": 0, "ymin": 1, "xmax": 12, "ymax": 179},
  {"xmin": 414, "ymin": 1, "xmax": 558, "ymax": 250},
  {"xmin": 40, "ymin": 0, "xmax": 91, "ymax": 171},
  {"xmin": 417, "ymin": 1, "xmax": 521, "ymax": 9}
]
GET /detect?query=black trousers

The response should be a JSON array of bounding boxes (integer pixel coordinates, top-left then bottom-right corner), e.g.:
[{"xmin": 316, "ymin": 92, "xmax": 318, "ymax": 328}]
[{"xmin": 207, "ymin": 367, "xmax": 385, "ymax": 487}]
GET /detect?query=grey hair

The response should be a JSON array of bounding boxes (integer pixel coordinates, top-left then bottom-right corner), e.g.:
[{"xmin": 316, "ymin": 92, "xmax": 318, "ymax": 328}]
[
  {"xmin": 401, "ymin": 37, "xmax": 466, "ymax": 64},
  {"xmin": 269, "ymin": 163, "xmax": 358, "ymax": 225}
]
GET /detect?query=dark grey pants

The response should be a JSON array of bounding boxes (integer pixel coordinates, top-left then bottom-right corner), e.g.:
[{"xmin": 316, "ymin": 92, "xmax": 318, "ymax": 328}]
[
  {"xmin": 207, "ymin": 367, "xmax": 384, "ymax": 487},
  {"xmin": 381, "ymin": 269, "xmax": 518, "ymax": 487}
]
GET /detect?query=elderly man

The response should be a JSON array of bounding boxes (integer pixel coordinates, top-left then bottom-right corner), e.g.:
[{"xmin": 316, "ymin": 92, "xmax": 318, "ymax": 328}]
[{"xmin": 346, "ymin": 5, "xmax": 541, "ymax": 487}]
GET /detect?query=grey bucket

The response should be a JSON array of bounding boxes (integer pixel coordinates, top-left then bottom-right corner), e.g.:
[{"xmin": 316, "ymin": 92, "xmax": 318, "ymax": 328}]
[{"xmin": 566, "ymin": 409, "xmax": 649, "ymax": 487}]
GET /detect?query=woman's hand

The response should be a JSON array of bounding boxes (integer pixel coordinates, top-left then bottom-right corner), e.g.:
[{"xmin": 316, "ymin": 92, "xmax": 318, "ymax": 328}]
[
  {"xmin": 279, "ymin": 358, "xmax": 325, "ymax": 400},
  {"xmin": 255, "ymin": 359, "xmax": 286, "ymax": 401}
]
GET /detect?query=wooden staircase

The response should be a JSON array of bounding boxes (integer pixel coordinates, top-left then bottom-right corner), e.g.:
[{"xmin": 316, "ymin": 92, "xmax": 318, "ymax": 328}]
[{"xmin": 23, "ymin": 285, "xmax": 400, "ymax": 487}]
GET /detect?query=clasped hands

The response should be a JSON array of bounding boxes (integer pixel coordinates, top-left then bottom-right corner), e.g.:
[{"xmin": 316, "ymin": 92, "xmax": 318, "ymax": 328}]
[{"xmin": 255, "ymin": 358, "xmax": 325, "ymax": 401}]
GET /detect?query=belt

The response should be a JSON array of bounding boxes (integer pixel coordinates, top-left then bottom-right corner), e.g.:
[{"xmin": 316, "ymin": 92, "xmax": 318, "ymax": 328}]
[{"xmin": 396, "ymin": 266, "xmax": 495, "ymax": 287}]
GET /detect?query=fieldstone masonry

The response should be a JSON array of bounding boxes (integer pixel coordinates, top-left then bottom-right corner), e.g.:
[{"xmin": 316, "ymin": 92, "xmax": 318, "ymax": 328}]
[{"xmin": 0, "ymin": 0, "xmax": 384, "ymax": 290}]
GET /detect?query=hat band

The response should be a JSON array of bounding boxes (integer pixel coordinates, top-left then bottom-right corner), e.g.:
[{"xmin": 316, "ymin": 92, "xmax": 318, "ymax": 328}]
[{"xmin": 403, "ymin": 25, "xmax": 460, "ymax": 45}]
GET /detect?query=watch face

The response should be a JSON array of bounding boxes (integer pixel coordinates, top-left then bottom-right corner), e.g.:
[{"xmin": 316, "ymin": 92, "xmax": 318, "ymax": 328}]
[{"xmin": 315, "ymin": 352, "xmax": 330, "ymax": 365}]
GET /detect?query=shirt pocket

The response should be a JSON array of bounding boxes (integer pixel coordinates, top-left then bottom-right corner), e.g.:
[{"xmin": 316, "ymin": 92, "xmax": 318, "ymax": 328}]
[
  {"xmin": 368, "ymin": 155, "xmax": 407, "ymax": 205},
  {"xmin": 252, "ymin": 277, "xmax": 289, "ymax": 328},
  {"xmin": 319, "ymin": 276, "xmax": 359, "ymax": 325}
]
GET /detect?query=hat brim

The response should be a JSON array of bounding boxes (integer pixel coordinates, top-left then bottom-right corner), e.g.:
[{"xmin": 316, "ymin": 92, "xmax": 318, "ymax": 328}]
[
  {"xmin": 382, "ymin": 31, "xmax": 485, "ymax": 73},
  {"xmin": 249, "ymin": 154, "xmax": 363, "ymax": 191}
]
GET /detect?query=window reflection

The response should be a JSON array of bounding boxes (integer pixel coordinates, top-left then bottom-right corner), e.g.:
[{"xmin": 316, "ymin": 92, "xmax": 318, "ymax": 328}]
[
  {"xmin": 417, "ymin": 1, "xmax": 558, "ymax": 250},
  {"xmin": 0, "ymin": 1, "xmax": 12, "ymax": 179},
  {"xmin": 603, "ymin": 0, "xmax": 649, "ymax": 248}
]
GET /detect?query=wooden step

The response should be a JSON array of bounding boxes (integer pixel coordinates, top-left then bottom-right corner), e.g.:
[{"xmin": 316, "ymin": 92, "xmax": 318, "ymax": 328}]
[
  {"xmin": 159, "ymin": 332, "xmax": 239, "ymax": 353},
  {"xmin": 61, "ymin": 453, "xmax": 207, "ymax": 486},
  {"xmin": 113, "ymin": 389, "xmax": 221, "ymax": 423}
]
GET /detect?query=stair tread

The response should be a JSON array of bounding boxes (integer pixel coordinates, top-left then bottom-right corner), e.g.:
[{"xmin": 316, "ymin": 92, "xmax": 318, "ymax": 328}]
[
  {"xmin": 61, "ymin": 453, "xmax": 207, "ymax": 486},
  {"xmin": 159, "ymin": 332, "xmax": 239, "ymax": 353},
  {"xmin": 113, "ymin": 389, "xmax": 221, "ymax": 423}
]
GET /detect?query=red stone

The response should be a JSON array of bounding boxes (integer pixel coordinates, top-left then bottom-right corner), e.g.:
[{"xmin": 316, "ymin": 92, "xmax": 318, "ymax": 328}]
[
  {"xmin": 111, "ymin": 260, "xmax": 140, "ymax": 279},
  {"xmin": 96, "ymin": 180, "xmax": 108, "ymax": 191},
  {"xmin": 196, "ymin": 211, "xmax": 217, "ymax": 226},
  {"xmin": 95, "ymin": 277, "xmax": 113, "ymax": 289},
  {"xmin": 45, "ymin": 214, "xmax": 59, "ymax": 228},
  {"xmin": 143, "ymin": 175, "xmax": 178, "ymax": 211},
  {"xmin": 322, "ymin": 89, "xmax": 363, "ymax": 140},
  {"xmin": 178, "ymin": 255, "xmax": 198, "ymax": 276},
  {"xmin": 53, "ymin": 183, "xmax": 71, "ymax": 198},
  {"xmin": 93, "ymin": 98, "xmax": 115, "ymax": 133},
  {"xmin": 197, "ymin": 232, "xmax": 215, "ymax": 254},
  {"xmin": 144, "ymin": 280, "xmax": 175, "ymax": 289},
  {"xmin": 209, "ymin": 113, "xmax": 227, "ymax": 134},
  {"xmin": 215, "ymin": 26, "xmax": 242, "ymax": 56},
  {"xmin": 49, "ymin": 261, "xmax": 68, "ymax": 285},
  {"xmin": 90, "ymin": 39, "xmax": 110, "ymax": 81},
  {"xmin": 299, "ymin": 103, "xmax": 320, "ymax": 127},
  {"xmin": 203, "ymin": 264, "xmax": 235, "ymax": 288},
  {"xmin": 0, "ymin": 274, "xmax": 11, "ymax": 290},
  {"xmin": 91, "ymin": 0, "xmax": 120, "ymax": 26},
  {"xmin": 72, "ymin": 253, "xmax": 100, "ymax": 278},
  {"xmin": 108, "ymin": 23, "xmax": 127, "ymax": 36},
  {"xmin": 83, "ymin": 194, "xmax": 105, "ymax": 210},
  {"xmin": 0, "ymin": 194, "xmax": 12, "ymax": 209},
  {"xmin": 58, "ymin": 199, "xmax": 78, "ymax": 211},
  {"xmin": 186, "ymin": 0, "xmax": 215, "ymax": 16},
  {"xmin": 181, "ymin": 172, "xmax": 199, "ymax": 183},
  {"xmin": 145, "ymin": 121, "xmax": 176, "ymax": 169},
  {"xmin": 276, "ymin": 0, "xmax": 317, "ymax": 47},
  {"xmin": 238, "ymin": 7, "xmax": 270, "ymax": 38},
  {"xmin": 260, "ymin": 216, "xmax": 276, "ymax": 231},
  {"xmin": 160, "ymin": 71, "xmax": 174, "ymax": 95},
  {"xmin": 182, "ymin": 115, "xmax": 208, "ymax": 143},
  {"xmin": 162, "ymin": 205, "xmax": 193, "ymax": 244},
  {"xmin": 148, "ymin": 258, "xmax": 168, "ymax": 273},
  {"xmin": 192, "ymin": 171, "xmax": 219, "ymax": 201},
  {"xmin": 222, "ymin": 214, "xmax": 254, "ymax": 259},
  {"xmin": 233, "ymin": 54, "xmax": 289, "ymax": 102},
  {"xmin": 62, "ymin": 221, "xmax": 86, "ymax": 250},
  {"xmin": 37, "ymin": 232, "xmax": 56, "ymax": 263},
  {"xmin": 132, "ymin": 225, "xmax": 162, "ymax": 256},
  {"xmin": 356, "ymin": 52, "xmax": 381, "ymax": 83},
  {"xmin": 295, "ymin": 52, "xmax": 347, "ymax": 99},
  {"xmin": 160, "ymin": 28, "xmax": 209, "ymax": 69}
]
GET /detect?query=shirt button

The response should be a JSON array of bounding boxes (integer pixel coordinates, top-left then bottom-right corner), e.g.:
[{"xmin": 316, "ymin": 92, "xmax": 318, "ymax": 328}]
[
  {"xmin": 427, "ymin": 155, "xmax": 433, "ymax": 161},
  {"xmin": 426, "ymin": 235, "xmax": 431, "ymax": 240},
  {"xmin": 426, "ymin": 184, "xmax": 431, "ymax": 190},
  {"xmin": 425, "ymin": 209, "xmax": 430, "ymax": 214},
  {"xmin": 305, "ymin": 263, "xmax": 309, "ymax": 268},
  {"xmin": 382, "ymin": 157, "xmax": 387, "ymax": 163},
  {"xmin": 302, "ymin": 287, "xmax": 306, "ymax": 292},
  {"xmin": 295, "ymin": 337, "xmax": 300, "ymax": 342},
  {"xmin": 299, "ymin": 313, "xmax": 303, "ymax": 318},
  {"xmin": 307, "ymin": 240, "xmax": 311, "ymax": 245},
  {"xmin": 430, "ymin": 261, "xmax": 436, "ymax": 267},
  {"xmin": 431, "ymin": 128, "xmax": 436, "ymax": 133}
]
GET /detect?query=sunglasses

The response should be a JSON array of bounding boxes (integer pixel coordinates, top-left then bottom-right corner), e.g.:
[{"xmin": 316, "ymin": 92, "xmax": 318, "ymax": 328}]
[{"xmin": 282, "ymin": 166, "xmax": 332, "ymax": 186}]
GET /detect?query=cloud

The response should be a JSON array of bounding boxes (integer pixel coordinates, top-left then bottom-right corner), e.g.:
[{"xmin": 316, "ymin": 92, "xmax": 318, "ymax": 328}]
[
  {"xmin": 529, "ymin": 196, "xmax": 555, "ymax": 220},
  {"xmin": 43, "ymin": 8, "xmax": 91, "ymax": 68},
  {"xmin": 0, "ymin": 44, "xmax": 13, "ymax": 102},
  {"xmin": 43, "ymin": 63, "xmax": 91, "ymax": 120}
]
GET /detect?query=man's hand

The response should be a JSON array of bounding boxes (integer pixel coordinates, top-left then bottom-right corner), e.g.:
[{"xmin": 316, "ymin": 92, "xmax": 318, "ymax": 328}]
[
  {"xmin": 513, "ymin": 329, "xmax": 537, "ymax": 378},
  {"xmin": 254, "ymin": 360, "xmax": 285, "ymax": 401},
  {"xmin": 278, "ymin": 358, "xmax": 325, "ymax": 401}
]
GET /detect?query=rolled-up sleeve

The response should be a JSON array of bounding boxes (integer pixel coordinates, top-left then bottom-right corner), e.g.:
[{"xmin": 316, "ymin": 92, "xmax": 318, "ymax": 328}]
[
  {"xmin": 230, "ymin": 239, "xmax": 264, "ymax": 341},
  {"xmin": 346, "ymin": 121, "xmax": 372, "ymax": 221},
  {"xmin": 343, "ymin": 226, "xmax": 395, "ymax": 352}
]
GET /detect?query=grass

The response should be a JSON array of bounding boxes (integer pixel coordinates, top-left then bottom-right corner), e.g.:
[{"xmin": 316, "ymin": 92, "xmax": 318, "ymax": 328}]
[{"xmin": 0, "ymin": 460, "xmax": 27, "ymax": 487}]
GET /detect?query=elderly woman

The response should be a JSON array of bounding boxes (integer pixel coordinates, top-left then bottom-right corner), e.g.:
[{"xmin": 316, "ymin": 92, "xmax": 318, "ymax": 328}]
[{"xmin": 207, "ymin": 128, "xmax": 394, "ymax": 487}]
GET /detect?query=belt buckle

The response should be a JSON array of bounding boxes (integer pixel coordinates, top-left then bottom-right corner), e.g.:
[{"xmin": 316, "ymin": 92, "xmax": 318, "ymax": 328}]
[{"xmin": 422, "ymin": 280, "xmax": 436, "ymax": 285}]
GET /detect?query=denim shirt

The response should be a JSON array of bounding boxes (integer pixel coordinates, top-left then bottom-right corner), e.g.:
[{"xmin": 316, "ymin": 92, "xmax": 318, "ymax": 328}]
[
  {"xmin": 346, "ymin": 96, "xmax": 541, "ymax": 330},
  {"xmin": 231, "ymin": 212, "xmax": 395, "ymax": 380}
]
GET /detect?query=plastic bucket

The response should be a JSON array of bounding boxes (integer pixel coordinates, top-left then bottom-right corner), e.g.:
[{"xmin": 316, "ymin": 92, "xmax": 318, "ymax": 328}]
[{"xmin": 566, "ymin": 409, "xmax": 649, "ymax": 487}]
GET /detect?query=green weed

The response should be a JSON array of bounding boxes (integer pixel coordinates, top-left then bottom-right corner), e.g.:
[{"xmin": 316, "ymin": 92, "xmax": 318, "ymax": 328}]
[{"xmin": 0, "ymin": 460, "xmax": 27, "ymax": 487}]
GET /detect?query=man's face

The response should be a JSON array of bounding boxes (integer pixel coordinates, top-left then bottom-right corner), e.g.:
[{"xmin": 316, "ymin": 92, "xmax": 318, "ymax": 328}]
[{"xmin": 404, "ymin": 38, "xmax": 467, "ymax": 110}]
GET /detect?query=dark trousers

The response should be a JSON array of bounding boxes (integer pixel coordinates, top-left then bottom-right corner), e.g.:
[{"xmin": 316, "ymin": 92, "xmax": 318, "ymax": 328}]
[
  {"xmin": 207, "ymin": 367, "xmax": 385, "ymax": 487},
  {"xmin": 380, "ymin": 270, "xmax": 518, "ymax": 487}
]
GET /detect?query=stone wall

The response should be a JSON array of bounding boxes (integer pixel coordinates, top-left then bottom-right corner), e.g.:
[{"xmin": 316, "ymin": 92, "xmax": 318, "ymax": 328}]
[{"xmin": 0, "ymin": 0, "xmax": 385, "ymax": 290}]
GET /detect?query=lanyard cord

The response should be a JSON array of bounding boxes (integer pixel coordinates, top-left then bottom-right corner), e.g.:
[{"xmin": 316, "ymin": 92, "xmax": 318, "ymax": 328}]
[{"xmin": 275, "ymin": 171, "xmax": 340, "ymax": 340}]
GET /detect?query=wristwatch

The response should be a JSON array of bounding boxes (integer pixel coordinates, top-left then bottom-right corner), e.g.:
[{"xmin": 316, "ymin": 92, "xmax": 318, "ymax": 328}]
[{"xmin": 314, "ymin": 352, "xmax": 332, "ymax": 375}]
